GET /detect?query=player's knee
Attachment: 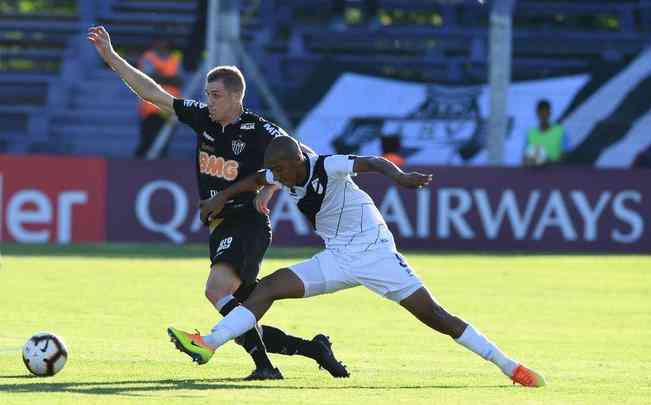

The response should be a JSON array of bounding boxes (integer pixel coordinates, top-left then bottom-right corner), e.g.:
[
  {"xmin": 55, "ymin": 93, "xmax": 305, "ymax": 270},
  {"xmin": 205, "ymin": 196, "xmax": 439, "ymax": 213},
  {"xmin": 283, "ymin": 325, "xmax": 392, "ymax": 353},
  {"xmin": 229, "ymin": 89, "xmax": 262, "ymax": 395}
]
[{"xmin": 205, "ymin": 264, "xmax": 241, "ymax": 303}]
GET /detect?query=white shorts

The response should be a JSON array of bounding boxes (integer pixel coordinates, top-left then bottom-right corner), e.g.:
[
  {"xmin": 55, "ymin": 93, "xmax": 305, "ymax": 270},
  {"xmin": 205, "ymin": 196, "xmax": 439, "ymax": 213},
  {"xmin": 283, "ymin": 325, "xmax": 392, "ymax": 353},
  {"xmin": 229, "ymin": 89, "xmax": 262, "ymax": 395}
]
[{"xmin": 289, "ymin": 246, "xmax": 423, "ymax": 303}]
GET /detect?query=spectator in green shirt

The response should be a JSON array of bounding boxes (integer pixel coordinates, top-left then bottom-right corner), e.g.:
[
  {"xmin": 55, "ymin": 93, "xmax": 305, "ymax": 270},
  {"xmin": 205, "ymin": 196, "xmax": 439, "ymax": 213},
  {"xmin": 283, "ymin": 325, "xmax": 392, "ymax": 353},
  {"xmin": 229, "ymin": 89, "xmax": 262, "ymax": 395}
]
[{"xmin": 523, "ymin": 99, "xmax": 570, "ymax": 166}]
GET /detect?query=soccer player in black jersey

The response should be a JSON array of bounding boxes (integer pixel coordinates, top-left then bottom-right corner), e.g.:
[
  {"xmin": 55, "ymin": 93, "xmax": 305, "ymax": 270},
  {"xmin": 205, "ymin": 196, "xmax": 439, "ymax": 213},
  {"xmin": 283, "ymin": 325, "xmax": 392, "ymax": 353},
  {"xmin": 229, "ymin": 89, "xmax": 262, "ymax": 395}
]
[{"xmin": 88, "ymin": 26, "xmax": 348, "ymax": 380}]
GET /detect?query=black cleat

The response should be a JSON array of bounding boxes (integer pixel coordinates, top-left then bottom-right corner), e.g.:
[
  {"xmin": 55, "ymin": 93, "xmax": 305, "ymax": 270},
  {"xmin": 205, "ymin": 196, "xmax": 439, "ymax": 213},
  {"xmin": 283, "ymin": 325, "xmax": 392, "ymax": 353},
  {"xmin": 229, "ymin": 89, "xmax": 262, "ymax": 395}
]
[
  {"xmin": 243, "ymin": 367, "xmax": 284, "ymax": 381},
  {"xmin": 313, "ymin": 334, "xmax": 350, "ymax": 378}
]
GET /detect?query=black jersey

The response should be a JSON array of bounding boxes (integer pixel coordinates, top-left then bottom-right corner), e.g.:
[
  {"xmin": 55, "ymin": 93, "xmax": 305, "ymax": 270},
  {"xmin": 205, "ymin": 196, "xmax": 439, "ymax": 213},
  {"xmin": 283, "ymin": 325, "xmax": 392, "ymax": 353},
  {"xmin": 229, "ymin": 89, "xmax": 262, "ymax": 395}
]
[{"xmin": 173, "ymin": 98, "xmax": 286, "ymax": 217}]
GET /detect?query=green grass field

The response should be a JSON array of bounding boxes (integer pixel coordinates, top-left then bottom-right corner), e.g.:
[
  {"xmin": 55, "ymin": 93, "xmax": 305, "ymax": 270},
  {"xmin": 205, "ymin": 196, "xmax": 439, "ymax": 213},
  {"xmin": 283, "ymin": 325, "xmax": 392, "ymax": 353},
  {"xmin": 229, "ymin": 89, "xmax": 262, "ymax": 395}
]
[{"xmin": 1, "ymin": 243, "xmax": 650, "ymax": 404}]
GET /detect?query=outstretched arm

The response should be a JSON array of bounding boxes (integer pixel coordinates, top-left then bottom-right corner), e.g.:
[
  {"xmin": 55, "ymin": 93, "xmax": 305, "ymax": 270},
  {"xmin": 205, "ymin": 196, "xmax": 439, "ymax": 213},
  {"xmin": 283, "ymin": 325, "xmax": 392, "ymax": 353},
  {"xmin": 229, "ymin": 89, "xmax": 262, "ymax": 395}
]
[
  {"xmin": 199, "ymin": 171, "xmax": 269, "ymax": 223},
  {"xmin": 87, "ymin": 26, "xmax": 174, "ymax": 115},
  {"xmin": 353, "ymin": 156, "xmax": 432, "ymax": 188}
]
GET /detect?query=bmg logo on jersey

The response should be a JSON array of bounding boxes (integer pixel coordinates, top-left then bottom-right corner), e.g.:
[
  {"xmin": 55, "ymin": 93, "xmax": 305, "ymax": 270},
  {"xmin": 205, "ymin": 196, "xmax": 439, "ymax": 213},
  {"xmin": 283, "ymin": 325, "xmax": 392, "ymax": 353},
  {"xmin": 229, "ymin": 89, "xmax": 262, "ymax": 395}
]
[{"xmin": 199, "ymin": 151, "xmax": 239, "ymax": 180}]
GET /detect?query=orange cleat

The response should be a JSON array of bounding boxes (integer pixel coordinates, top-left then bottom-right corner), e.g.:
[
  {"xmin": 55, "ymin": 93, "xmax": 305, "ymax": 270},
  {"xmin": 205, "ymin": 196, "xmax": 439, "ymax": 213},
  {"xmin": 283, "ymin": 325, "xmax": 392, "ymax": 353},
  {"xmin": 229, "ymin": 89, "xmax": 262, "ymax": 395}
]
[
  {"xmin": 167, "ymin": 327, "xmax": 215, "ymax": 365},
  {"xmin": 511, "ymin": 364, "xmax": 546, "ymax": 387}
]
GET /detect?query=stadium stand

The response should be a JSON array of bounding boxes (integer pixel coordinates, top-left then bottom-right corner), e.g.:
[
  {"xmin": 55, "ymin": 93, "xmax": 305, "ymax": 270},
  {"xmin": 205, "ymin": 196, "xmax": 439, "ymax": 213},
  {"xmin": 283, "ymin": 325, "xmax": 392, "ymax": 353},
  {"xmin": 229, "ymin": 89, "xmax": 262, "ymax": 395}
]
[{"xmin": 1, "ymin": 0, "xmax": 649, "ymax": 158}]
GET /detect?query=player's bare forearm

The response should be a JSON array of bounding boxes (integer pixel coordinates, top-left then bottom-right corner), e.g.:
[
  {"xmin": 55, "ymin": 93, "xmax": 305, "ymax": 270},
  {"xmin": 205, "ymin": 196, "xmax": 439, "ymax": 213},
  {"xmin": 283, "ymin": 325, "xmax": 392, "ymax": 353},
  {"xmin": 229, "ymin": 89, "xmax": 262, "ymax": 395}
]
[
  {"xmin": 87, "ymin": 26, "xmax": 173, "ymax": 114},
  {"xmin": 221, "ymin": 171, "xmax": 268, "ymax": 201},
  {"xmin": 199, "ymin": 171, "xmax": 268, "ymax": 223},
  {"xmin": 353, "ymin": 156, "xmax": 403, "ymax": 181},
  {"xmin": 353, "ymin": 155, "xmax": 432, "ymax": 189},
  {"xmin": 108, "ymin": 54, "xmax": 173, "ymax": 114}
]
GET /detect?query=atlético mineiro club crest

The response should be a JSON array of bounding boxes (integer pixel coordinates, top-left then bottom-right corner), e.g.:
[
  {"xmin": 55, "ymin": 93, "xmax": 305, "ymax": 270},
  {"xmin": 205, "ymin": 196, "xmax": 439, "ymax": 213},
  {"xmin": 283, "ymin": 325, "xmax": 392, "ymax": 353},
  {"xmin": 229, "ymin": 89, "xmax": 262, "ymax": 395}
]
[{"xmin": 232, "ymin": 139, "xmax": 246, "ymax": 155}]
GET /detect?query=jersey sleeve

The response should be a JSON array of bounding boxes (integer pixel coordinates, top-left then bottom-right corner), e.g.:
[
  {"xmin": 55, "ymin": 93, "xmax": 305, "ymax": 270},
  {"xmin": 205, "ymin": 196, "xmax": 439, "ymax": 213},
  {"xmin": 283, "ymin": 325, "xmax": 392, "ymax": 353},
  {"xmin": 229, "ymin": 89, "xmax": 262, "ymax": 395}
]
[
  {"xmin": 259, "ymin": 120, "xmax": 290, "ymax": 149},
  {"xmin": 173, "ymin": 98, "xmax": 207, "ymax": 133},
  {"xmin": 264, "ymin": 169, "xmax": 280, "ymax": 185},
  {"xmin": 324, "ymin": 155, "xmax": 357, "ymax": 178}
]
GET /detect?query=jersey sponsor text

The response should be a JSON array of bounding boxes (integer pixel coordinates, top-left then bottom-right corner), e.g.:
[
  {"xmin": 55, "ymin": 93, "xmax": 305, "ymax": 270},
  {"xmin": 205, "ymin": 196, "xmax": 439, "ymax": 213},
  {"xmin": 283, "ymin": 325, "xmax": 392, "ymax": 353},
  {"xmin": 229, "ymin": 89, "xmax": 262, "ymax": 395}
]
[{"xmin": 199, "ymin": 151, "xmax": 239, "ymax": 181}]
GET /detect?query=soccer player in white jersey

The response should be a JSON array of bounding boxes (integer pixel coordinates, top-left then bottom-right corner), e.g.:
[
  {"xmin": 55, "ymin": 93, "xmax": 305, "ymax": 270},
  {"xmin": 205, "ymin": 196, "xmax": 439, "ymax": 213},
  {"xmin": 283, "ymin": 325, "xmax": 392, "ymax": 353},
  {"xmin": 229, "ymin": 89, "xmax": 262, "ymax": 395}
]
[{"xmin": 171, "ymin": 136, "xmax": 546, "ymax": 387}]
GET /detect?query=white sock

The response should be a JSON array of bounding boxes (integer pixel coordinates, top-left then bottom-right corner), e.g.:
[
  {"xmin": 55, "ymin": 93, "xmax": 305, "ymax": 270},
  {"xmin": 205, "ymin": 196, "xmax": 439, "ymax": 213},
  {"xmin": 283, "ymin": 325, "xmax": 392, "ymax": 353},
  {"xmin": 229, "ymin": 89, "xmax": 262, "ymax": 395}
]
[
  {"xmin": 203, "ymin": 306, "xmax": 257, "ymax": 349},
  {"xmin": 214, "ymin": 294, "xmax": 235, "ymax": 312},
  {"xmin": 455, "ymin": 324, "xmax": 518, "ymax": 377}
]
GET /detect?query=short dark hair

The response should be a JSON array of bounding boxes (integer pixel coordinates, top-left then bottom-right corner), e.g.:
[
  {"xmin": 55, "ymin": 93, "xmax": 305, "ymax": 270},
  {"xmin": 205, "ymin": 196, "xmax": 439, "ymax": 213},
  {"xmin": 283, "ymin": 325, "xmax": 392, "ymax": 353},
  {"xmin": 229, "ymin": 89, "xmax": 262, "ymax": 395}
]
[
  {"xmin": 206, "ymin": 65, "xmax": 246, "ymax": 97},
  {"xmin": 264, "ymin": 136, "xmax": 301, "ymax": 167},
  {"xmin": 537, "ymin": 99, "xmax": 551, "ymax": 111}
]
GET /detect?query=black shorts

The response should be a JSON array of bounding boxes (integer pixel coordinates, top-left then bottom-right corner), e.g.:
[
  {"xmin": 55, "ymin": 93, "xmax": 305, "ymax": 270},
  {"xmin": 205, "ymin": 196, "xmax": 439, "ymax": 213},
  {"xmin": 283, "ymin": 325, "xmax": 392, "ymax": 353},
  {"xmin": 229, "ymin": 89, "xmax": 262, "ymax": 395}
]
[{"xmin": 209, "ymin": 212, "xmax": 271, "ymax": 286}]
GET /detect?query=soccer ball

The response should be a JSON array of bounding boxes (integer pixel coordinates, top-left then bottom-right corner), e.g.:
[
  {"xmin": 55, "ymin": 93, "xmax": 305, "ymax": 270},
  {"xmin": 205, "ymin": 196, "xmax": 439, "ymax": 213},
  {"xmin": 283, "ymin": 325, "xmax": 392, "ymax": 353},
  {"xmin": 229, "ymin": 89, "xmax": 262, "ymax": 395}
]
[
  {"xmin": 525, "ymin": 144, "xmax": 548, "ymax": 166},
  {"xmin": 22, "ymin": 332, "xmax": 68, "ymax": 376}
]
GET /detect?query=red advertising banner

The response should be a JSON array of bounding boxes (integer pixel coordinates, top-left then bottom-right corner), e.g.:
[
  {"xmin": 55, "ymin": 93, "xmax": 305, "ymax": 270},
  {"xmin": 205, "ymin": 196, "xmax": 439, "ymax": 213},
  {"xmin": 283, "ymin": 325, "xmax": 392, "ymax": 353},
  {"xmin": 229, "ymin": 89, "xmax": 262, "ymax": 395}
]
[{"xmin": 0, "ymin": 155, "xmax": 106, "ymax": 243}]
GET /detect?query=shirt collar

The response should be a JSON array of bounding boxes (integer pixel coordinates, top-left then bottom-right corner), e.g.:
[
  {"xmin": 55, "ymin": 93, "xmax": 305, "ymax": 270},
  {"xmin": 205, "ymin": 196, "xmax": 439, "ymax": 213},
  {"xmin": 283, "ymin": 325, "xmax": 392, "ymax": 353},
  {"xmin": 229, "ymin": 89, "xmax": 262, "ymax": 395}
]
[{"xmin": 296, "ymin": 154, "xmax": 311, "ymax": 187}]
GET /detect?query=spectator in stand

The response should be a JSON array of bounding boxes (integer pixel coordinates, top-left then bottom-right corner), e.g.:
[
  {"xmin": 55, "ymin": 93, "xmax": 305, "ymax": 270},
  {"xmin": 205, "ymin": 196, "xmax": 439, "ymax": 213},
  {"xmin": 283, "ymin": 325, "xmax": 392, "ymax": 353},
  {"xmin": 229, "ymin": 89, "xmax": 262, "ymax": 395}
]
[
  {"xmin": 522, "ymin": 99, "xmax": 570, "ymax": 167},
  {"xmin": 135, "ymin": 38, "xmax": 183, "ymax": 158}
]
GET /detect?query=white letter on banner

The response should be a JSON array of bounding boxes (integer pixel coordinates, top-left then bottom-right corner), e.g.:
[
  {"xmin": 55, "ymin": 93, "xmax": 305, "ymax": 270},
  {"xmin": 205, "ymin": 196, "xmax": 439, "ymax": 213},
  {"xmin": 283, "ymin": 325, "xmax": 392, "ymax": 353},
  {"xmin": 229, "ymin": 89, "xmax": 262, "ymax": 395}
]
[
  {"xmin": 7, "ymin": 190, "xmax": 52, "ymax": 243},
  {"xmin": 437, "ymin": 188, "xmax": 474, "ymax": 239},
  {"xmin": 379, "ymin": 187, "xmax": 413, "ymax": 237},
  {"xmin": 532, "ymin": 190, "xmax": 577, "ymax": 240},
  {"xmin": 612, "ymin": 191, "xmax": 643, "ymax": 243},
  {"xmin": 270, "ymin": 192, "xmax": 309, "ymax": 235},
  {"xmin": 474, "ymin": 189, "xmax": 540, "ymax": 240},
  {"xmin": 570, "ymin": 191, "xmax": 611, "ymax": 241},
  {"xmin": 135, "ymin": 180, "xmax": 187, "ymax": 244},
  {"xmin": 416, "ymin": 188, "xmax": 430, "ymax": 238},
  {"xmin": 190, "ymin": 209, "xmax": 204, "ymax": 233},
  {"xmin": 57, "ymin": 191, "xmax": 88, "ymax": 244}
]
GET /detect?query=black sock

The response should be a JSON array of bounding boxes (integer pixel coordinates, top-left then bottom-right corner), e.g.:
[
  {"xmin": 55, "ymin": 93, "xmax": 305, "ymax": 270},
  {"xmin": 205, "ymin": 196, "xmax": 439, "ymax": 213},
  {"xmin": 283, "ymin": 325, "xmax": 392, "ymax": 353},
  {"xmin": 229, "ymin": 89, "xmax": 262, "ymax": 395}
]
[
  {"xmin": 218, "ymin": 297, "xmax": 274, "ymax": 370},
  {"xmin": 261, "ymin": 325, "xmax": 322, "ymax": 361},
  {"xmin": 218, "ymin": 297, "xmax": 240, "ymax": 317},
  {"xmin": 240, "ymin": 328, "xmax": 275, "ymax": 370}
]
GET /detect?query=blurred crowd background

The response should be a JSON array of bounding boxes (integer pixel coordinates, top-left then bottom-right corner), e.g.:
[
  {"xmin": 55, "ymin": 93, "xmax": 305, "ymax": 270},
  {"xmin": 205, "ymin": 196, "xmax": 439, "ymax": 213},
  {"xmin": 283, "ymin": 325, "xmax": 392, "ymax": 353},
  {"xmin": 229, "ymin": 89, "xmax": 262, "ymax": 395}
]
[{"xmin": 1, "ymin": 0, "xmax": 650, "ymax": 168}]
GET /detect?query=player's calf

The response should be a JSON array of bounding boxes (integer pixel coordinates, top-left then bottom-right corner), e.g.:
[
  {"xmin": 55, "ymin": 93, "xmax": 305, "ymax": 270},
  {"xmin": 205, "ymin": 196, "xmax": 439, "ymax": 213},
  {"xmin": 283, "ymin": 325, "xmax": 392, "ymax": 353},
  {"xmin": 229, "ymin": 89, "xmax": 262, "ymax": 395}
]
[
  {"xmin": 243, "ymin": 268, "xmax": 305, "ymax": 319},
  {"xmin": 205, "ymin": 262, "xmax": 242, "ymax": 308},
  {"xmin": 399, "ymin": 287, "xmax": 466, "ymax": 338}
]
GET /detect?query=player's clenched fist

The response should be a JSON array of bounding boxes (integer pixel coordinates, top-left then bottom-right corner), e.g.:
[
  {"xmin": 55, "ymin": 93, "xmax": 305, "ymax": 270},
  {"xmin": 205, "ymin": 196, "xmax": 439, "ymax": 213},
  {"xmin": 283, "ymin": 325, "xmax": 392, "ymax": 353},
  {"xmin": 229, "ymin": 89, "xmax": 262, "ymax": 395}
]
[
  {"xmin": 87, "ymin": 26, "xmax": 116, "ymax": 63},
  {"xmin": 396, "ymin": 172, "xmax": 432, "ymax": 189}
]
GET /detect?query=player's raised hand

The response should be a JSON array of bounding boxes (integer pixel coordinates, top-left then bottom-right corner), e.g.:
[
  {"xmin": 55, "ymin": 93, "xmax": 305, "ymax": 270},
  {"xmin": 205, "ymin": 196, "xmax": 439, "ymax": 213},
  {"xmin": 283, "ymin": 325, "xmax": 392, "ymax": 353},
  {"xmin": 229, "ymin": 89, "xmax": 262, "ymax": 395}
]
[
  {"xmin": 396, "ymin": 172, "xmax": 432, "ymax": 189},
  {"xmin": 87, "ymin": 26, "xmax": 116, "ymax": 63}
]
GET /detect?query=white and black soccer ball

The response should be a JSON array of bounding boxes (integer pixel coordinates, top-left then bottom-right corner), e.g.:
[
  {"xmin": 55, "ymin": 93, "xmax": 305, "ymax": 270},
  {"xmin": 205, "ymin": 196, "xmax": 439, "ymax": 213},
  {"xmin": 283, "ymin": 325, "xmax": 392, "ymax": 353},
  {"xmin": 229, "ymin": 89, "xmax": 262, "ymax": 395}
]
[{"xmin": 22, "ymin": 332, "xmax": 68, "ymax": 377}]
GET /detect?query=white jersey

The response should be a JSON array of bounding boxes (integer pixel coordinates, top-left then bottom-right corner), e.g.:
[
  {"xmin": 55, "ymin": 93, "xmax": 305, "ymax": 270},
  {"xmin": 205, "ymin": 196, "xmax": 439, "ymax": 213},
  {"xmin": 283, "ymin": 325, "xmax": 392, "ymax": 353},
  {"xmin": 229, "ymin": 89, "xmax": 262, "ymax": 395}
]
[{"xmin": 265, "ymin": 154, "xmax": 394, "ymax": 251}]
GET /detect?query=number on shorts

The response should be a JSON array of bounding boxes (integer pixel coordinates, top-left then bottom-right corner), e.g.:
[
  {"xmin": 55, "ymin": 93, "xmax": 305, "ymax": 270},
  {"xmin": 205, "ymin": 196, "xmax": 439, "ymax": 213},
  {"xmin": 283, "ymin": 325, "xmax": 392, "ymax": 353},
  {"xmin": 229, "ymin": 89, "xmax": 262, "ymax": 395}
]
[
  {"xmin": 395, "ymin": 253, "xmax": 414, "ymax": 276},
  {"xmin": 217, "ymin": 237, "xmax": 233, "ymax": 254}
]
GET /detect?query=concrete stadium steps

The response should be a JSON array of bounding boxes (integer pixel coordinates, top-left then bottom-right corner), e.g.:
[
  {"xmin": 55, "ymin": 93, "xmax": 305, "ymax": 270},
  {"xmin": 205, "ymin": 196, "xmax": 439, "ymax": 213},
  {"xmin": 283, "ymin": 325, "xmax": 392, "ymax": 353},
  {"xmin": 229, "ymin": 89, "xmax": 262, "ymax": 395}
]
[
  {"xmin": 70, "ymin": 79, "xmax": 137, "ymax": 100},
  {"xmin": 0, "ymin": 74, "xmax": 52, "ymax": 105},
  {"xmin": 51, "ymin": 109, "xmax": 138, "ymax": 126},
  {"xmin": 69, "ymin": 96, "xmax": 137, "ymax": 111},
  {"xmin": 112, "ymin": 0, "xmax": 197, "ymax": 14},
  {"xmin": 50, "ymin": 124, "xmax": 139, "ymax": 157}
]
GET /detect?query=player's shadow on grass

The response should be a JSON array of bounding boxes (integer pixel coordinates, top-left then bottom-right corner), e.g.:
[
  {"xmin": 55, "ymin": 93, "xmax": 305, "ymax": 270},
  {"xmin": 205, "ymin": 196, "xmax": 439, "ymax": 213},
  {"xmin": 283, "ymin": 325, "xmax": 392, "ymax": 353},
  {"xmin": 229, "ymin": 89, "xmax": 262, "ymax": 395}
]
[{"xmin": 0, "ymin": 376, "xmax": 510, "ymax": 397}]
